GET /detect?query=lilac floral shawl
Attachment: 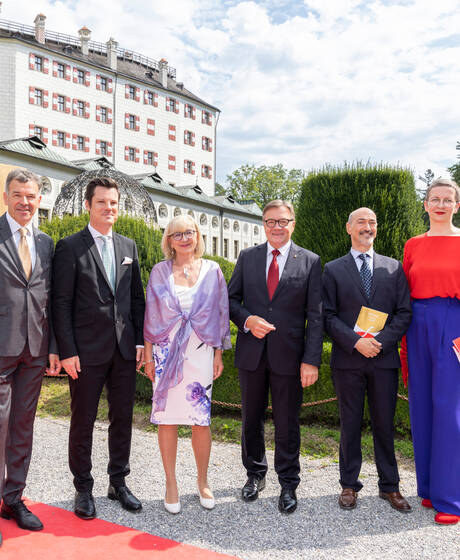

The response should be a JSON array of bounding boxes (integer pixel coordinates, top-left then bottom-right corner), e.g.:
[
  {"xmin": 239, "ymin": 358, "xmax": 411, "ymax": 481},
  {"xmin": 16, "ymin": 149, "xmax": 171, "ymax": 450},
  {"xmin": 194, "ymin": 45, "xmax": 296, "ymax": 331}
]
[{"xmin": 144, "ymin": 259, "xmax": 231, "ymax": 413}]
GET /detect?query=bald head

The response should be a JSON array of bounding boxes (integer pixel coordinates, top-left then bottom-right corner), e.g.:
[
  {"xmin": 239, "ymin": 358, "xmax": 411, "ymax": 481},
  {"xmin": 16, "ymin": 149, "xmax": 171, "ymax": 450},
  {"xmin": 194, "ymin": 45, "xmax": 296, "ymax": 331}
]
[{"xmin": 346, "ymin": 207, "xmax": 377, "ymax": 251}]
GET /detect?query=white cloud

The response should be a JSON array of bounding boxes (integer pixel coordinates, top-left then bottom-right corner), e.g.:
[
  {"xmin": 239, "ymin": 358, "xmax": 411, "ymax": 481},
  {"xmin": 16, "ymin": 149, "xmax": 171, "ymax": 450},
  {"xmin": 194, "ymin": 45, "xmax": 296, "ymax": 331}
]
[{"xmin": 2, "ymin": 0, "xmax": 459, "ymax": 185}]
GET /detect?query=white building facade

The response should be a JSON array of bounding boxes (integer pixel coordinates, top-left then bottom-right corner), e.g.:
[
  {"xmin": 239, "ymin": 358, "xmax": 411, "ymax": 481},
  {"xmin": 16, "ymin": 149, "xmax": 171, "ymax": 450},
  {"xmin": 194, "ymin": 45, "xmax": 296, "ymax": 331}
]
[{"xmin": 0, "ymin": 14, "xmax": 218, "ymax": 196}]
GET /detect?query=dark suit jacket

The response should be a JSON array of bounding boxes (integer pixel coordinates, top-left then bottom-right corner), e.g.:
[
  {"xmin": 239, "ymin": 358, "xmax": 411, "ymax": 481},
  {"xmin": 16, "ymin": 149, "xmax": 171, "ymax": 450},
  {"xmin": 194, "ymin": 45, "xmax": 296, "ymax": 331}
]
[
  {"xmin": 52, "ymin": 226, "xmax": 145, "ymax": 366},
  {"xmin": 228, "ymin": 242, "xmax": 323, "ymax": 375},
  {"xmin": 0, "ymin": 213, "xmax": 56, "ymax": 358},
  {"xmin": 323, "ymin": 252, "xmax": 412, "ymax": 369}
]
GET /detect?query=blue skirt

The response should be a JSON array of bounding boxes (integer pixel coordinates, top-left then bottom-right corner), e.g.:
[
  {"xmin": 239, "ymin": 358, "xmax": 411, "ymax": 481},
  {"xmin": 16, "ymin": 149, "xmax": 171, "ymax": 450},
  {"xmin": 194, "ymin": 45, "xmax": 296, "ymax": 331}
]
[{"xmin": 407, "ymin": 297, "xmax": 460, "ymax": 515}]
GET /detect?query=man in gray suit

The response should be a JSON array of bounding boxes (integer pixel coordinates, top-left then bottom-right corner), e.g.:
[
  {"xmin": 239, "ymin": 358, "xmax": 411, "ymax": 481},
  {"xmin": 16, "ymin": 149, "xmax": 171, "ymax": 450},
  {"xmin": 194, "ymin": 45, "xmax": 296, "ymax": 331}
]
[
  {"xmin": 0, "ymin": 169, "xmax": 60, "ymax": 542},
  {"xmin": 323, "ymin": 207, "xmax": 412, "ymax": 513}
]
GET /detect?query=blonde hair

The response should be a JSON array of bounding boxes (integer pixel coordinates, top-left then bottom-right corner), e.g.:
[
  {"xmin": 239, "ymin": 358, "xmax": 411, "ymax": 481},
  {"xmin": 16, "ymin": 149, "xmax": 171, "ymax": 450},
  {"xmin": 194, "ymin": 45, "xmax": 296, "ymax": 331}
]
[{"xmin": 161, "ymin": 215, "xmax": 205, "ymax": 259}]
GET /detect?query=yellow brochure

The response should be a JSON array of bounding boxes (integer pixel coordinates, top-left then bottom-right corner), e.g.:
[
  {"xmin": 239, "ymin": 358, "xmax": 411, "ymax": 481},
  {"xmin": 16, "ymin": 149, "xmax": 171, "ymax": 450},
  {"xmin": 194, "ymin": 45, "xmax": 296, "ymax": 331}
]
[{"xmin": 354, "ymin": 306, "xmax": 388, "ymax": 338}]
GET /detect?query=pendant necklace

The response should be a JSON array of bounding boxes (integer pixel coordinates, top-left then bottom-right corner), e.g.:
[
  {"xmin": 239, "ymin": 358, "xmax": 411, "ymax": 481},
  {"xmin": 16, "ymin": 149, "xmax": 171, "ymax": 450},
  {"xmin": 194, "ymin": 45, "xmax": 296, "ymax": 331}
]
[{"xmin": 183, "ymin": 266, "xmax": 190, "ymax": 279}]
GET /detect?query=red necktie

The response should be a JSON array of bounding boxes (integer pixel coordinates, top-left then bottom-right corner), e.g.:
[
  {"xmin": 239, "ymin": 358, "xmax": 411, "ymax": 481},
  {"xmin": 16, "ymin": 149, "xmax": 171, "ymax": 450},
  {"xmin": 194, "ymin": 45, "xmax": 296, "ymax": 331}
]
[{"xmin": 267, "ymin": 249, "xmax": 280, "ymax": 300}]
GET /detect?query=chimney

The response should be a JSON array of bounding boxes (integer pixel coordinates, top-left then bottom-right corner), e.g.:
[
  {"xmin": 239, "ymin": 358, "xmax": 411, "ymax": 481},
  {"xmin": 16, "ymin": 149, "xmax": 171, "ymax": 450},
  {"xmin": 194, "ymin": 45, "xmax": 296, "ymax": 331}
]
[
  {"xmin": 78, "ymin": 26, "xmax": 91, "ymax": 56},
  {"xmin": 159, "ymin": 58, "xmax": 168, "ymax": 88},
  {"xmin": 106, "ymin": 37, "xmax": 118, "ymax": 70},
  {"xmin": 34, "ymin": 14, "xmax": 46, "ymax": 45}
]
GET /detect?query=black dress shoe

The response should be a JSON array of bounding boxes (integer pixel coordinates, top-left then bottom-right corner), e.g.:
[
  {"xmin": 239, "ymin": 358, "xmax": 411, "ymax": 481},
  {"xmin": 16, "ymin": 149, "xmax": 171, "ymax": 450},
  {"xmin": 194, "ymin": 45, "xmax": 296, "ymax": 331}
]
[
  {"xmin": 74, "ymin": 491, "xmax": 96, "ymax": 519},
  {"xmin": 1, "ymin": 501, "xmax": 43, "ymax": 531},
  {"xmin": 278, "ymin": 488, "xmax": 297, "ymax": 514},
  {"xmin": 108, "ymin": 485, "xmax": 142, "ymax": 512},
  {"xmin": 242, "ymin": 476, "xmax": 266, "ymax": 502}
]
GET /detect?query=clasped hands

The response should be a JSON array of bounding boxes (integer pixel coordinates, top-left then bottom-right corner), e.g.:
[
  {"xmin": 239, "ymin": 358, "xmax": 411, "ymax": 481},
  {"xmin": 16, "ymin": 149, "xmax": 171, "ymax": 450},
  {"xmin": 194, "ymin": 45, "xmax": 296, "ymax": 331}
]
[
  {"xmin": 246, "ymin": 315, "xmax": 318, "ymax": 388},
  {"xmin": 354, "ymin": 337, "xmax": 382, "ymax": 358}
]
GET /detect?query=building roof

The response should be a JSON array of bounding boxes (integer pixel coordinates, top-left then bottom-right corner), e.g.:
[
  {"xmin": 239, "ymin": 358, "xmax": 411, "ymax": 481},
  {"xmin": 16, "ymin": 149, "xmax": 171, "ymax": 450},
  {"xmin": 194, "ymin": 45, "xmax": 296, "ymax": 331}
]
[
  {"xmin": 71, "ymin": 156, "xmax": 114, "ymax": 171},
  {"xmin": 213, "ymin": 195, "xmax": 263, "ymax": 216},
  {"xmin": 0, "ymin": 136, "xmax": 80, "ymax": 169},
  {"xmin": 0, "ymin": 18, "xmax": 219, "ymax": 111}
]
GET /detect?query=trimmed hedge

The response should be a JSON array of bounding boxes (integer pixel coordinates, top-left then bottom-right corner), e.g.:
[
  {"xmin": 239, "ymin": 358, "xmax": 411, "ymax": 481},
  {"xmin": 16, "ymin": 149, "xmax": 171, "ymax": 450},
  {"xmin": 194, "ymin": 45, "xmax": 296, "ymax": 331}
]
[{"xmin": 293, "ymin": 162, "xmax": 425, "ymax": 263}]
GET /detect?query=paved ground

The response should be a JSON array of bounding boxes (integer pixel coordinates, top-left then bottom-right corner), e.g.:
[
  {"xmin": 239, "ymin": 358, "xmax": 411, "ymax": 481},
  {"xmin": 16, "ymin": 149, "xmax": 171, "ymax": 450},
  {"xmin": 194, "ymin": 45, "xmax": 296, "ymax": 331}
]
[{"xmin": 22, "ymin": 417, "xmax": 460, "ymax": 560}]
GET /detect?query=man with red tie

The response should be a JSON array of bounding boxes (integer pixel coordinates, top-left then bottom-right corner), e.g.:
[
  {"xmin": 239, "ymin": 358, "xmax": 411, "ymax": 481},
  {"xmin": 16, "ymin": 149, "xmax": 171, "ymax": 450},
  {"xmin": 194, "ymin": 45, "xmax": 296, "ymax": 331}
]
[{"xmin": 228, "ymin": 200, "xmax": 323, "ymax": 513}]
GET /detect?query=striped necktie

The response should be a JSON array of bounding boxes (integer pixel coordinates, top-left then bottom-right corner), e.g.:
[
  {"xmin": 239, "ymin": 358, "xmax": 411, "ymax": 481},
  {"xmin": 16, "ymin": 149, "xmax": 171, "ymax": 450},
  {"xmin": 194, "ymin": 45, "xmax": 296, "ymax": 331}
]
[{"xmin": 358, "ymin": 253, "xmax": 372, "ymax": 298}]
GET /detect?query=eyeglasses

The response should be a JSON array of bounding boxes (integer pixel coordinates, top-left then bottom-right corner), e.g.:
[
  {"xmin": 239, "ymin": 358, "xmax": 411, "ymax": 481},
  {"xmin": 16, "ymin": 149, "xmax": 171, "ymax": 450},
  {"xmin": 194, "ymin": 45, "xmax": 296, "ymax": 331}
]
[
  {"xmin": 264, "ymin": 219, "xmax": 294, "ymax": 228},
  {"xmin": 168, "ymin": 229, "xmax": 196, "ymax": 241},
  {"xmin": 427, "ymin": 198, "xmax": 457, "ymax": 207}
]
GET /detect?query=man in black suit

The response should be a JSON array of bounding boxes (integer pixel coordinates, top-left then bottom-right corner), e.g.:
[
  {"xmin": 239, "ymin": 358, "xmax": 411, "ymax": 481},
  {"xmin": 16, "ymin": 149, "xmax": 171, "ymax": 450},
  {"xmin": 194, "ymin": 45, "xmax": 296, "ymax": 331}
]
[
  {"xmin": 52, "ymin": 177, "xmax": 145, "ymax": 519},
  {"xmin": 323, "ymin": 207, "xmax": 412, "ymax": 512},
  {"xmin": 228, "ymin": 200, "xmax": 323, "ymax": 514},
  {"xmin": 0, "ymin": 169, "xmax": 60, "ymax": 541}
]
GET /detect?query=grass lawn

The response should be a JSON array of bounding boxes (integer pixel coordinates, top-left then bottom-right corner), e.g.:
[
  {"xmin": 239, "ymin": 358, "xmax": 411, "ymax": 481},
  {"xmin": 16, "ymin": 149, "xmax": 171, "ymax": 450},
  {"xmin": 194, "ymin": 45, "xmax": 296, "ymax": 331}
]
[{"xmin": 38, "ymin": 377, "xmax": 414, "ymax": 469}]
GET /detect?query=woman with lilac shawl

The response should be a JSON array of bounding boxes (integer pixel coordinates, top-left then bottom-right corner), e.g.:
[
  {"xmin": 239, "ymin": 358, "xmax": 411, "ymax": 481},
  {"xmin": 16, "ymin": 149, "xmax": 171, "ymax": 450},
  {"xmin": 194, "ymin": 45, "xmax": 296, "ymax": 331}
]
[{"xmin": 144, "ymin": 215, "xmax": 231, "ymax": 514}]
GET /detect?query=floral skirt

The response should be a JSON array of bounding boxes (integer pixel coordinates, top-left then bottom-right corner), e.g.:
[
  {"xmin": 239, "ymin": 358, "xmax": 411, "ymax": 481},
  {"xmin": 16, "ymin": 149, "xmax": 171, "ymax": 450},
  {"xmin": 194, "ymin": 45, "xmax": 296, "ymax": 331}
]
[{"xmin": 151, "ymin": 323, "xmax": 214, "ymax": 426}]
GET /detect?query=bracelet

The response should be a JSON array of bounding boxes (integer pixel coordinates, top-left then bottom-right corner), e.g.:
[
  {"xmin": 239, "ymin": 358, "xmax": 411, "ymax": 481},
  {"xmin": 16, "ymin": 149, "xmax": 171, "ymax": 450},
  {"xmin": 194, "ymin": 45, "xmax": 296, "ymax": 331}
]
[{"xmin": 144, "ymin": 360, "xmax": 154, "ymax": 364}]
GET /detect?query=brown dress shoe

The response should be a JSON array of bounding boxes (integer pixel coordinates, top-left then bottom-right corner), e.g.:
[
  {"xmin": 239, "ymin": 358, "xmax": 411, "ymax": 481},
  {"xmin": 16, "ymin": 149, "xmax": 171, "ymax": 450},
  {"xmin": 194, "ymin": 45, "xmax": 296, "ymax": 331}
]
[
  {"xmin": 338, "ymin": 488, "xmax": 357, "ymax": 510},
  {"xmin": 379, "ymin": 491, "xmax": 412, "ymax": 513}
]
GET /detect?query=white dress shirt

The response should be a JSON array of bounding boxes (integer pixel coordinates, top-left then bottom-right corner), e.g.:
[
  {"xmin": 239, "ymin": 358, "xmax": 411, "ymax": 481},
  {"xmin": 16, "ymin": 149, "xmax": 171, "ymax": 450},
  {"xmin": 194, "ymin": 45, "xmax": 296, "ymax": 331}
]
[
  {"xmin": 6, "ymin": 212, "xmax": 37, "ymax": 270},
  {"xmin": 266, "ymin": 240, "xmax": 291, "ymax": 280},
  {"xmin": 88, "ymin": 222, "xmax": 115, "ymax": 264},
  {"xmin": 350, "ymin": 247, "xmax": 374, "ymax": 276}
]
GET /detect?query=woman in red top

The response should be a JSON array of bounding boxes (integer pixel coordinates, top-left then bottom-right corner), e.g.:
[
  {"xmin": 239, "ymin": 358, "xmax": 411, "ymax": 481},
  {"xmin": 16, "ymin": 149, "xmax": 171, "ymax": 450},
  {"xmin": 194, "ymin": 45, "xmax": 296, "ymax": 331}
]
[{"xmin": 402, "ymin": 178, "xmax": 460, "ymax": 525}]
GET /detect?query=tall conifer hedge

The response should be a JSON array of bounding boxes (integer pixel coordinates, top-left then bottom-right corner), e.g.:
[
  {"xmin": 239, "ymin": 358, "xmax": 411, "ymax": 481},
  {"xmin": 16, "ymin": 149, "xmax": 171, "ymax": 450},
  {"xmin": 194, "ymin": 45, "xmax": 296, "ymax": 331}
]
[{"xmin": 292, "ymin": 163, "xmax": 425, "ymax": 263}]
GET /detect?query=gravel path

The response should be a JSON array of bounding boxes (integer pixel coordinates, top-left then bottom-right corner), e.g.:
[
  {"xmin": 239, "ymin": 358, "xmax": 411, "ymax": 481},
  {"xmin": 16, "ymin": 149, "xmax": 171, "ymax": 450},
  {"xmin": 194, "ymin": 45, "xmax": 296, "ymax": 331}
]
[{"xmin": 25, "ymin": 416, "xmax": 459, "ymax": 560}]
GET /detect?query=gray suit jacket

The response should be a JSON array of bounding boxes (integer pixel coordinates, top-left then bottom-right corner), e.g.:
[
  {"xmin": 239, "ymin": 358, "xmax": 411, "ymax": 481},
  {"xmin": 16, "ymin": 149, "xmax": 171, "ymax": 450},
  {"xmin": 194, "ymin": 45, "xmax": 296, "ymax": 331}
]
[
  {"xmin": 0, "ymin": 212, "xmax": 57, "ymax": 358},
  {"xmin": 323, "ymin": 252, "xmax": 412, "ymax": 370}
]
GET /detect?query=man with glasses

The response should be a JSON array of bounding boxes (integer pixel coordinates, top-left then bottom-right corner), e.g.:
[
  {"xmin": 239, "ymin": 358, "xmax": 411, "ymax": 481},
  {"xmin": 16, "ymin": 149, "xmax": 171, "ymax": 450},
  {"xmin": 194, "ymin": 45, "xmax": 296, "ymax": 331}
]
[
  {"xmin": 228, "ymin": 200, "xmax": 323, "ymax": 514},
  {"xmin": 52, "ymin": 177, "xmax": 145, "ymax": 520}
]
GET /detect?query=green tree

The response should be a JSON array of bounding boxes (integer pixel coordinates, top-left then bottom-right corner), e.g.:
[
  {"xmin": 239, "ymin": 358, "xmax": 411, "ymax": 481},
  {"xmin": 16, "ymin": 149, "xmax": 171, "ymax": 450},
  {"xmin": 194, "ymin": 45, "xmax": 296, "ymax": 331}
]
[
  {"xmin": 293, "ymin": 162, "xmax": 425, "ymax": 263},
  {"xmin": 447, "ymin": 142, "xmax": 460, "ymax": 227},
  {"xmin": 225, "ymin": 164, "xmax": 304, "ymax": 209},
  {"xmin": 214, "ymin": 182, "xmax": 226, "ymax": 196}
]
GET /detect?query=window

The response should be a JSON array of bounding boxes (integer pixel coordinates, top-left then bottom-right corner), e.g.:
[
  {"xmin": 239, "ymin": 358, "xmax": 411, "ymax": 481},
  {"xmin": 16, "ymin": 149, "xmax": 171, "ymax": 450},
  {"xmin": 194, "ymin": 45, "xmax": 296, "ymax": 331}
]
[
  {"xmin": 184, "ymin": 103, "xmax": 195, "ymax": 118},
  {"xmin": 202, "ymin": 165, "xmax": 212, "ymax": 179},
  {"xmin": 76, "ymin": 135, "xmax": 85, "ymax": 151},
  {"xmin": 100, "ymin": 107, "xmax": 107, "ymax": 123},
  {"xmin": 77, "ymin": 100, "xmax": 85, "ymax": 117},
  {"xmin": 34, "ymin": 88, "xmax": 43, "ymax": 106},
  {"xmin": 202, "ymin": 235, "xmax": 207, "ymax": 250},
  {"xmin": 77, "ymin": 69, "xmax": 85, "ymax": 84},
  {"xmin": 100, "ymin": 141, "xmax": 107, "ymax": 156},
  {"xmin": 57, "ymin": 131, "xmax": 65, "ymax": 147},
  {"xmin": 129, "ymin": 115, "xmax": 136, "ymax": 129},
  {"xmin": 184, "ymin": 160, "xmax": 193, "ymax": 174},
  {"xmin": 234, "ymin": 240, "xmax": 239, "ymax": 260},
  {"xmin": 202, "ymin": 137, "xmax": 212, "ymax": 151},
  {"xmin": 212, "ymin": 237, "xmax": 218, "ymax": 256},
  {"xmin": 128, "ymin": 147, "xmax": 136, "ymax": 161},
  {"xmin": 57, "ymin": 95, "xmax": 65, "ymax": 112},
  {"xmin": 57, "ymin": 62, "xmax": 65, "ymax": 78},
  {"xmin": 100, "ymin": 76, "xmax": 107, "ymax": 91},
  {"xmin": 34, "ymin": 125, "xmax": 43, "ymax": 139},
  {"xmin": 38, "ymin": 208, "xmax": 49, "ymax": 226},
  {"xmin": 184, "ymin": 130, "xmax": 192, "ymax": 145},
  {"xmin": 202, "ymin": 110, "xmax": 212, "ymax": 125},
  {"xmin": 128, "ymin": 85, "xmax": 136, "ymax": 99},
  {"xmin": 145, "ymin": 151, "xmax": 157, "ymax": 166},
  {"xmin": 223, "ymin": 239, "xmax": 229, "ymax": 259},
  {"xmin": 34, "ymin": 56, "xmax": 43, "ymax": 72},
  {"xmin": 146, "ymin": 91, "xmax": 154, "ymax": 105},
  {"xmin": 167, "ymin": 97, "xmax": 177, "ymax": 112}
]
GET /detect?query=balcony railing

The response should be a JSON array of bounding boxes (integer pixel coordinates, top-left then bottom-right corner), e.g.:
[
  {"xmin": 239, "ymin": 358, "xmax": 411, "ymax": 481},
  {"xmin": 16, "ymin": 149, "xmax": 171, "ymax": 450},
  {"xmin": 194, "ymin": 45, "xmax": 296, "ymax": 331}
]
[{"xmin": 0, "ymin": 18, "xmax": 177, "ymax": 78}]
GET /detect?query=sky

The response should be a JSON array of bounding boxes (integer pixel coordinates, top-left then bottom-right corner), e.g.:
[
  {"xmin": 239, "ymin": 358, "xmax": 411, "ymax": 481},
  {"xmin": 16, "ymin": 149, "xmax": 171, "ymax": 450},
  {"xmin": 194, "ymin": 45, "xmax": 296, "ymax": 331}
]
[{"xmin": 2, "ymin": 0, "xmax": 460, "ymax": 188}]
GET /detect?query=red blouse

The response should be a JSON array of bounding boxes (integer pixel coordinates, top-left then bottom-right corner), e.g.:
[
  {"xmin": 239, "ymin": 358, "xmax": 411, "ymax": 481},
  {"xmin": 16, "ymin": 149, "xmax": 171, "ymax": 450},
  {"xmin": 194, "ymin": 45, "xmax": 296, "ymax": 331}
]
[
  {"xmin": 401, "ymin": 233, "xmax": 460, "ymax": 384},
  {"xmin": 403, "ymin": 234, "xmax": 460, "ymax": 300}
]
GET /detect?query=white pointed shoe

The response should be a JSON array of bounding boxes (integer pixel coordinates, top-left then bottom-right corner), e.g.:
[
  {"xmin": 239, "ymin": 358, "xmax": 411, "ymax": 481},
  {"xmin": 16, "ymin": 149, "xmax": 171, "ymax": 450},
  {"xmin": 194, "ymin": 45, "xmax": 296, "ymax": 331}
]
[
  {"xmin": 164, "ymin": 499, "xmax": 181, "ymax": 514},
  {"xmin": 197, "ymin": 484, "xmax": 215, "ymax": 510}
]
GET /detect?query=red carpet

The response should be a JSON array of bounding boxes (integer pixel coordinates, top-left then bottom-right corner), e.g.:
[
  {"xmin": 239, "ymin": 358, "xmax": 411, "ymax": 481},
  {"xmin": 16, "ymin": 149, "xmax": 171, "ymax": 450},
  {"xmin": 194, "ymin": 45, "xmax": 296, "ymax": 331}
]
[{"xmin": 0, "ymin": 499, "xmax": 238, "ymax": 559}]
